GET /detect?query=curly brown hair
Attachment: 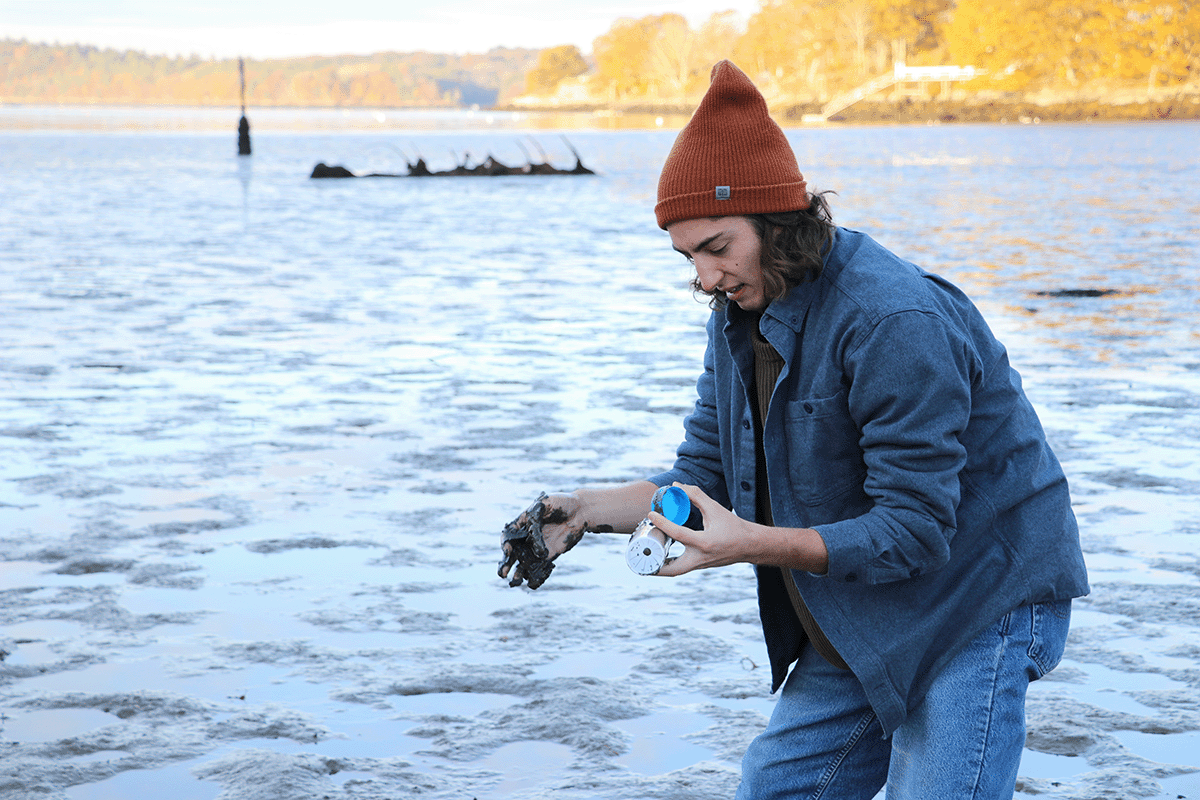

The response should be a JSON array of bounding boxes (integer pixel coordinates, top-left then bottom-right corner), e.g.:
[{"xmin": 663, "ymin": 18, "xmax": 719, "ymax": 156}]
[{"xmin": 691, "ymin": 192, "xmax": 836, "ymax": 309}]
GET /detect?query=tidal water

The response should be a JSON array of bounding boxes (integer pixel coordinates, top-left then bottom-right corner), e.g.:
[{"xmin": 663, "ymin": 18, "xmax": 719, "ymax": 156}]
[{"xmin": 1, "ymin": 106, "xmax": 1198, "ymax": 800}]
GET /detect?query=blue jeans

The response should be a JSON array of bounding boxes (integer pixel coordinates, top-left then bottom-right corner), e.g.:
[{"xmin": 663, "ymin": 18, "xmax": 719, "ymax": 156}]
[{"xmin": 736, "ymin": 600, "xmax": 1071, "ymax": 800}]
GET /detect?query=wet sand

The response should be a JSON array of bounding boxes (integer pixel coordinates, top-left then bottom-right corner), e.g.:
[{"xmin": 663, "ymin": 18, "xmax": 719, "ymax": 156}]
[{"xmin": 2, "ymin": 114, "xmax": 1199, "ymax": 799}]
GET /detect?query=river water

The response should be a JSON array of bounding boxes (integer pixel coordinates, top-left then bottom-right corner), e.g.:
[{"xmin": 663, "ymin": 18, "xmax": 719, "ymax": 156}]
[{"xmin": 1, "ymin": 106, "xmax": 1198, "ymax": 800}]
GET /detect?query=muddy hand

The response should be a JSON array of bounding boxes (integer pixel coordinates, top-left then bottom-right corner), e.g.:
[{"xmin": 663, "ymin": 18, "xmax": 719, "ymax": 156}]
[{"xmin": 498, "ymin": 492, "xmax": 586, "ymax": 589}]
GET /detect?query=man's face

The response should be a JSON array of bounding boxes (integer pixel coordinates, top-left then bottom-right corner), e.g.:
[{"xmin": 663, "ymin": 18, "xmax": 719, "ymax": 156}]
[{"xmin": 668, "ymin": 216, "xmax": 768, "ymax": 312}]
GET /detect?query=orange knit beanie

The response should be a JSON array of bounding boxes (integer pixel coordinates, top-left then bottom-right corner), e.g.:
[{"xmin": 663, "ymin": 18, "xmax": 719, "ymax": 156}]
[{"xmin": 655, "ymin": 60, "xmax": 809, "ymax": 230}]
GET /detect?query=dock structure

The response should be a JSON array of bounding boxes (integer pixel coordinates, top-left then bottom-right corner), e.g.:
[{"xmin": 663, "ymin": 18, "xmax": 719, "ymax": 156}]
[{"xmin": 802, "ymin": 62, "xmax": 983, "ymax": 123}]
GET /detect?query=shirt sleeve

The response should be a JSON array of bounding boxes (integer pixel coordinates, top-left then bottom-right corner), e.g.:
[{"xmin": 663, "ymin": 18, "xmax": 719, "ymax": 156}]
[{"xmin": 817, "ymin": 309, "xmax": 977, "ymax": 585}]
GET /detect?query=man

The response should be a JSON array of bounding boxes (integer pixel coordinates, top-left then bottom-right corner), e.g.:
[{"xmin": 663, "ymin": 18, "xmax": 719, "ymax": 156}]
[{"xmin": 499, "ymin": 61, "xmax": 1089, "ymax": 799}]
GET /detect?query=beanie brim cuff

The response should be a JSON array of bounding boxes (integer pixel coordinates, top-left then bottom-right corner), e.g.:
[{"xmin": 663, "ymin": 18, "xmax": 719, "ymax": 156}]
[{"xmin": 655, "ymin": 181, "xmax": 811, "ymax": 229}]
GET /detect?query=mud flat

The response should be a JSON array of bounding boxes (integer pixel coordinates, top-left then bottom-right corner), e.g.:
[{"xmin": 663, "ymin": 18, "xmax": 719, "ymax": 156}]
[{"xmin": 2, "ymin": 116, "xmax": 1199, "ymax": 799}]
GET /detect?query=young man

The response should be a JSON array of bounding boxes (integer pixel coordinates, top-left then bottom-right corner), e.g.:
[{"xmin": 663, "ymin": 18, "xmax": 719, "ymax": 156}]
[{"xmin": 499, "ymin": 61, "xmax": 1089, "ymax": 799}]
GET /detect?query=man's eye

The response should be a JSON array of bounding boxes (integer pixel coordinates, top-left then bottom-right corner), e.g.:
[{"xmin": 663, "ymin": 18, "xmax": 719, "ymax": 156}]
[{"xmin": 709, "ymin": 245, "xmax": 727, "ymax": 255}]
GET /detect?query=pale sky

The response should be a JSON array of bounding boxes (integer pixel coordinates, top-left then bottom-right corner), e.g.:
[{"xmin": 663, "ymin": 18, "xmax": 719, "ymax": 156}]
[{"xmin": 0, "ymin": 0, "xmax": 762, "ymax": 59}]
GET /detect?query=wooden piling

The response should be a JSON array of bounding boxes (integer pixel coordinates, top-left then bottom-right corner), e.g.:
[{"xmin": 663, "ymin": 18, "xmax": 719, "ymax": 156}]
[{"xmin": 237, "ymin": 58, "xmax": 252, "ymax": 156}]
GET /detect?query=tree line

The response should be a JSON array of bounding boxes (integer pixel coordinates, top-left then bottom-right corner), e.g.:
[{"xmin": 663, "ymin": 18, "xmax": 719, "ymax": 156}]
[
  {"xmin": 526, "ymin": 0, "xmax": 1198, "ymax": 103},
  {"xmin": 0, "ymin": 39, "xmax": 536, "ymax": 107},
  {"xmin": 4, "ymin": 0, "xmax": 1196, "ymax": 111}
]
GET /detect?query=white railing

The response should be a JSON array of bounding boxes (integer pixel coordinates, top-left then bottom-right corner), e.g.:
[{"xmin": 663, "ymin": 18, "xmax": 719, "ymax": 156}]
[
  {"xmin": 894, "ymin": 64, "xmax": 982, "ymax": 82},
  {"xmin": 802, "ymin": 63, "xmax": 982, "ymax": 122},
  {"xmin": 814, "ymin": 72, "xmax": 899, "ymax": 120}
]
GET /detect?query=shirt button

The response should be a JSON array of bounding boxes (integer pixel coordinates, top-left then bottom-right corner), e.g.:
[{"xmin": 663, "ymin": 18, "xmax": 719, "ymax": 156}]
[
  {"xmin": 803, "ymin": 403, "xmax": 814, "ymax": 414},
  {"xmin": 742, "ymin": 419, "xmax": 751, "ymax": 429},
  {"xmin": 740, "ymin": 480, "xmax": 752, "ymax": 491},
  {"xmin": 845, "ymin": 572, "xmax": 858, "ymax": 582},
  {"xmin": 909, "ymin": 567, "xmax": 922, "ymax": 578}
]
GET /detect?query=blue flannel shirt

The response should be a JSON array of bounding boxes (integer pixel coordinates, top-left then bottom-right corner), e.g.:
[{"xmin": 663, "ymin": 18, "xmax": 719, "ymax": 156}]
[{"xmin": 649, "ymin": 227, "xmax": 1089, "ymax": 735}]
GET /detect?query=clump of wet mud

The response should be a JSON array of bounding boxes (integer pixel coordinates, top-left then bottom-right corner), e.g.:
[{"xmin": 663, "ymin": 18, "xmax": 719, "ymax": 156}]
[{"xmin": 498, "ymin": 493, "xmax": 562, "ymax": 589}]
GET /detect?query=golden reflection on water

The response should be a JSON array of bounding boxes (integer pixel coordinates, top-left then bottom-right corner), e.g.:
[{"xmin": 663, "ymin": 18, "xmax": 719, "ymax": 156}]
[
  {"xmin": 926, "ymin": 182, "xmax": 1197, "ymax": 369},
  {"xmin": 1005, "ymin": 283, "xmax": 1190, "ymax": 365}
]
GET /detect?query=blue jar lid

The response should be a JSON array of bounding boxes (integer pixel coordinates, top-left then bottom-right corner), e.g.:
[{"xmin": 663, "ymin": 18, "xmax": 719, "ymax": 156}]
[{"xmin": 653, "ymin": 486, "xmax": 692, "ymax": 527}]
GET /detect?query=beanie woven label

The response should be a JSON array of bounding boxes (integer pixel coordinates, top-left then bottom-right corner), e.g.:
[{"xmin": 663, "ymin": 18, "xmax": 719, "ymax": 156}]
[{"xmin": 655, "ymin": 60, "xmax": 809, "ymax": 229}]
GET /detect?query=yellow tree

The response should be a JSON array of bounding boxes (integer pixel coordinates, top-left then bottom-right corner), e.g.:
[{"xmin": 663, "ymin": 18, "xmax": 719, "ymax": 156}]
[
  {"xmin": 1110, "ymin": 0, "xmax": 1200, "ymax": 87},
  {"xmin": 735, "ymin": 0, "xmax": 830, "ymax": 97},
  {"xmin": 646, "ymin": 14, "xmax": 695, "ymax": 98},
  {"xmin": 645, "ymin": 11, "xmax": 751, "ymax": 100},
  {"xmin": 946, "ymin": 0, "xmax": 1051, "ymax": 90},
  {"xmin": 837, "ymin": 0, "xmax": 876, "ymax": 79},
  {"xmin": 524, "ymin": 44, "xmax": 589, "ymax": 96},
  {"xmin": 592, "ymin": 14, "xmax": 689, "ymax": 99},
  {"xmin": 872, "ymin": 0, "xmax": 955, "ymax": 56},
  {"xmin": 945, "ymin": 0, "xmax": 1196, "ymax": 91},
  {"xmin": 691, "ymin": 10, "xmax": 749, "ymax": 87},
  {"xmin": 741, "ymin": 0, "xmax": 904, "ymax": 96}
]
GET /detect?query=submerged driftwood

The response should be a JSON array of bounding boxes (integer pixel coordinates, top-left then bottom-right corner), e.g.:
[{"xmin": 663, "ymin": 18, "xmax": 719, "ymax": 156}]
[
  {"xmin": 311, "ymin": 156, "xmax": 595, "ymax": 179},
  {"xmin": 310, "ymin": 138, "xmax": 596, "ymax": 179}
]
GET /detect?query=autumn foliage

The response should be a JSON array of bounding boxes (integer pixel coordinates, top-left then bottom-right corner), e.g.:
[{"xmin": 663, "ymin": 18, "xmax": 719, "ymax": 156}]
[
  {"xmin": 3, "ymin": 0, "xmax": 1197, "ymax": 110},
  {"xmin": 945, "ymin": 0, "xmax": 1197, "ymax": 91},
  {"xmin": 0, "ymin": 40, "xmax": 536, "ymax": 107},
  {"xmin": 581, "ymin": 0, "xmax": 1198, "ymax": 103},
  {"xmin": 524, "ymin": 45, "xmax": 589, "ymax": 96}
]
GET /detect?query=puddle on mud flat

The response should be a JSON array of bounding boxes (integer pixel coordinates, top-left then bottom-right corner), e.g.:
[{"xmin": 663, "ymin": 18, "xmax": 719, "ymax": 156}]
[{"xmin": 0, "ymin": 708, "xmax": 117, "ymax": 743}]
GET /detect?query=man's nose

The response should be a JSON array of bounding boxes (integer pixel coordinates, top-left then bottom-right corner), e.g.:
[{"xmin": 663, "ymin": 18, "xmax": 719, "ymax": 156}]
[{"xmin": 694, "ymin": 260, "xmax": 722, "ymax": 293}]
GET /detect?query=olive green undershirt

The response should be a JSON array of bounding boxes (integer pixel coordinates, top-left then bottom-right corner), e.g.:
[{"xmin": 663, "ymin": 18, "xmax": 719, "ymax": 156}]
[{"xmin": 750, "ymin": 326, "xmax": 850, "ymax": 671}]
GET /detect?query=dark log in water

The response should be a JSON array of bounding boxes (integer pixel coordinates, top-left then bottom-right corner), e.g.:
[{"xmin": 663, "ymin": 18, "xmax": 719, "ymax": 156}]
[
  {"xmin": 310, "ymin": 163, "xmax": 356, "ymax": 178},
  {"xmin": 309, "ymin": 145, "xmax": 596, "ymax": 179},
  {"xmin": 1034, "ymin": 289, "xmax": 1120, "ymax": 297}
]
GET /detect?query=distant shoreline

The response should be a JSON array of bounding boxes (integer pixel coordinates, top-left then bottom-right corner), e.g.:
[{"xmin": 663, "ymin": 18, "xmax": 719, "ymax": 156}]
[
  {"xmin": 500, "ymin": 95, "xmax": 1200, "ymax": 124},
  {"xmin": 796, "ymin": 96, "xmax": 1200, "ymax": 124}
]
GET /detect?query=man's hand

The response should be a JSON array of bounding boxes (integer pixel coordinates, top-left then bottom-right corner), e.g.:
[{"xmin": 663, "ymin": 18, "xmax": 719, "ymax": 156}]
[
  {"xmin": 648, "ymin": 484, "xmax": 747, "ymax": 577},
  {"xmin": 648, "ymin": 483, "xmax": 829, "ymax": 577},
  {"xmin": 498, "ymin": 492, "xmax": 588, "ymax": 588}
]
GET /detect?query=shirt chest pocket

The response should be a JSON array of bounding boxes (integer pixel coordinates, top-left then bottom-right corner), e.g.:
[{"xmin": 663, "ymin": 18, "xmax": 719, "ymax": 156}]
[{"xmin": 778, "ymin": 391, "xmax": 867, "ymax": 505}]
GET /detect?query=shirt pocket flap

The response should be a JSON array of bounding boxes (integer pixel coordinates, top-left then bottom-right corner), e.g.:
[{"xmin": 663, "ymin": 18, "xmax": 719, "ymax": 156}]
[{"xmin": 781, "ymin": 391, "xmax": 866, "ymax": 505}]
